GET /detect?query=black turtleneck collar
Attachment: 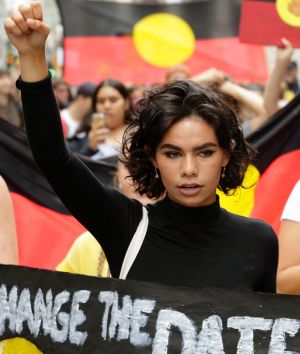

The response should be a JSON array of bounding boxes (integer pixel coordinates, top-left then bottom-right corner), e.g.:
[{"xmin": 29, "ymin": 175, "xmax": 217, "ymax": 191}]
[{"xmin": 155, "ymin": 194, "xmax": 225, "ymax": 225}]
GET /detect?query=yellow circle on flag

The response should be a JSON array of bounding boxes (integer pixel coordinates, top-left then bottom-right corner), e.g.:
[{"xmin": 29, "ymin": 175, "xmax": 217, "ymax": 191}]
[
  {"xmin": 217, "ymin": 164, "xmax": 260, "ymax": 217},
  {"xmin": 0, "ymin": 338, "xmax": 43, "ymax": 354},
  {"xmin": 133, "ymin": 13, "xmax": 195, "ymax": 67},
  {"xmin": 276, "ymin": 0, "xmax": 300, "ymax": 27}
]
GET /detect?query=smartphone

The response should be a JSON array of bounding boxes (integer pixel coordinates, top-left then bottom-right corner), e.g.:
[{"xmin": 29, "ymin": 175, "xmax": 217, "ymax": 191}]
[{"xmin": 92, "ymin": 112, "xmax": 105, "ymax": 124}]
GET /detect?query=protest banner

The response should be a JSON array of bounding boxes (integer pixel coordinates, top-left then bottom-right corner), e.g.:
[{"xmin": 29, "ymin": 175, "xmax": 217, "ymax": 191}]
[{"xmin": 0, "ymin": 264, "xmax": 300, "ymax": 353}]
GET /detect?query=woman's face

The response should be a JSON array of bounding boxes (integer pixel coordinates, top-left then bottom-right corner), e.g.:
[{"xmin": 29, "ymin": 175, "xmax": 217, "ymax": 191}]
[
  {"xmin": 152, "ymin": 116, "xmax": 229, "ymax": 208},
  {"xmin": 95, "ymin": 86, "xmax": 128, "ymax": 130}
]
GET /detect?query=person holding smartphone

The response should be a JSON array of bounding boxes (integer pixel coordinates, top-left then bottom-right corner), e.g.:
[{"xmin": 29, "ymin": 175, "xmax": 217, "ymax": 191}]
[
  {"xmin": 87, "ymin": 79, "xmax": 130, "ymax": 161},
  {"xmin": 67, "ymin": 79, "xmax": 130, "ymax": 163}
]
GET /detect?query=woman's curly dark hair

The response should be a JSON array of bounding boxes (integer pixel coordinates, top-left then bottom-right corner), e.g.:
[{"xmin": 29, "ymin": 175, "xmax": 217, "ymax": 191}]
[{"xmin": 121, "ymin": 80, "xmax": 255, "ymax": 199}]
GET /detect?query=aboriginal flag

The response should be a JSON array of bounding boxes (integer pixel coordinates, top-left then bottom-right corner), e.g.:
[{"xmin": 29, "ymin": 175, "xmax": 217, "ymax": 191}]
[
  {"xmin": 57, "ymin": 0, "xmax": 268, "ymax": 85},
  {"xmin": 0, "ymin": 117, "xmax": 116, "ymax": 270},
  {"xmin": 247, "ymin": 94, "xmax": 300, "ymax": 232},
  {"xmin": 218, "ymin": 93, "xmax": 300, "ymax": 231},
  {"xmin": 240, "ymin": 0, "xmax": 300, "ymax": 47}
]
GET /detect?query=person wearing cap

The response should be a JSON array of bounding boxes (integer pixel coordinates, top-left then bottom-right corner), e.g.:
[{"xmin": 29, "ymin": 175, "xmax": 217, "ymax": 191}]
[{"xmin": 60, "ymin": 81, "xmax": 96, "ymax": 139}]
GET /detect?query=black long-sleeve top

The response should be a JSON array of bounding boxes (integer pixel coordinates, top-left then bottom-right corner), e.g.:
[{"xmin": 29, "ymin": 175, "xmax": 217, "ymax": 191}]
[{"xmin": 17, "ymin": 74, "xmax": 278, "ymax": 292}]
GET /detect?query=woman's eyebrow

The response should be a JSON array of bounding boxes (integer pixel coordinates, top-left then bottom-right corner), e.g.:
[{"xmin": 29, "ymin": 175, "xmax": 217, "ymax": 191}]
[
  {"xmin": 159, "ymin": 142, "xmax": 218, "ymax": 151},
  {"xmin": 193, "ymin": 142, "xmax": 218, "ymax": 151}
]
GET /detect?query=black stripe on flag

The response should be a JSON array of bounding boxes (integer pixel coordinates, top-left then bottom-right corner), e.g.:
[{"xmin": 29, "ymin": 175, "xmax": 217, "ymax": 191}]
[{"xmin": 57, "ymin": 0, "xmax": 241, "ymax": 39}]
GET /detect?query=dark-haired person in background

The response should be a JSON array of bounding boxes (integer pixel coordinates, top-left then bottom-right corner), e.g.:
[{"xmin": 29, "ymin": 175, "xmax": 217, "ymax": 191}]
[
  {"xmin": 4, "ymin": 3, "xmax": 278, "ymax": 292},
  {"xmin": 61, "ymin": 81, "xmax": 96, "ymax": 140},
  {"xmin": 67, "ymin": 79, "xmax": 130, "ymax": 164},
  {"xmin": 0, "ymin": 69, "xmax": 23, "ymax": 128},
  {"xmin": 52, "ymin": 78, "xmax": 73, "ymax": 110}
]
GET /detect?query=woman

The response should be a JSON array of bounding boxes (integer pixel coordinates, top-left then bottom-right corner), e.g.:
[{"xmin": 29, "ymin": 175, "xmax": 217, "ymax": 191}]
[
  {"xmin": 67, "ymin": 78, "xmax": 129, "ymax": 163},
  {"xmin": 4, "ymin": 3, "xmax": 278, "ymax": 292},
  {"xmin": 89, "ymin": 78, "xmax": 129, "ymax": 160},
  {"xmin": 277, "ymin": 180, "xmax": 300, "ymax": 295}
]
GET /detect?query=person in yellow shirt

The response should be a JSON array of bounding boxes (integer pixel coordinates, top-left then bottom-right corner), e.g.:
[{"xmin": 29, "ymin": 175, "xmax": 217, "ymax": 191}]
[{"xmin": 56, "ymin": 231, "xmax": 110, "ymax": 277}]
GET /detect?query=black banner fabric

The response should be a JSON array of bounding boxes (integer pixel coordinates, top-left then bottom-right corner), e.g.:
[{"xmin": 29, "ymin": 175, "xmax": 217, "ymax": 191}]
[
  {"xmin": 1, "ymin": 265, "xmax": 300, "ymax": 353},
  {"xmin": 0, "ymin": 117, "xmax": 116, "ymax": 214}
]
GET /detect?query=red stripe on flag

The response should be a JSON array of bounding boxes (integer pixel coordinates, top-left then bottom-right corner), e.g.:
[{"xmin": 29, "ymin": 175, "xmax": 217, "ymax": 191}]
[
  {"xmin": 251, "ymin": 149, "xmax": 300, "ymax": 233},
  {"xmin": 240, "ymin": 1, "xmax": 300, "ymax": 47},
  {"xmin": 63, "ymin": 36, "xmax": 267, "ymax": 85},
  {"xmin": 190, "ymin": 37, "xmax": 267, "ymax": 83},
  {"xmin": 11, "ymin": 192, "xmax": 85, "ymax": 270}
]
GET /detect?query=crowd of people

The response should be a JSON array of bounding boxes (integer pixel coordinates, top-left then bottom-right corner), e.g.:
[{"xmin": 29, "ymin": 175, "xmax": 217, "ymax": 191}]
[{"xmin": 1, "ymin": 2, "xmax": 300, "ymax": 297}]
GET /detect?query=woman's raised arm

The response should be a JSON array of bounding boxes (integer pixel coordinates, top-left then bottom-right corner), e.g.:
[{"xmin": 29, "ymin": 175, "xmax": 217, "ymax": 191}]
[
  {"xmin": 3, "ymin": 3, "xmax": 142, "ymax": 275},
  {"xmin": 3, "ymin": 3, "xmax": 49, "ymax": 82}
]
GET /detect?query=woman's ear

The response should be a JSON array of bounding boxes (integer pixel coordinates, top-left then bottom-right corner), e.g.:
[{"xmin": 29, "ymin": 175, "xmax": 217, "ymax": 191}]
[
  {"xmin": 223, "ymin": 140, "xmax": 236, "ymax": 167},
  {"xmin": 230, "ymin": 139, "xmax": 236, "ymax": 151},
  {"xmin": 222, "ymin": 151, "xmax": 230, "ymax": 168},
  {"xmin": 150, "ymin": 157, "xmax": 158, "ymax": 169},
  {"xmin": 145, "ymin": 145, "xmax": 157, "ymax": 168}
]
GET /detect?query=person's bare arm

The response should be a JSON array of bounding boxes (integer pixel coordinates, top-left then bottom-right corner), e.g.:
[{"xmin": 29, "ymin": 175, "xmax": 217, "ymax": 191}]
[
  {"xmin": 0, "ymin": 177, "xmax": 18, "ymax": 264},
  {"xmin": 191, "ymin": 68, "xmax": 226, "ymax": 86},
  {"xmin": 263, "ymin": 38, "xmax": 294, "ymax": 119},
  {"xmin": 219, "ymin": 80, "xmax": 264, "ymax": 119},
  {"xmin": 277, "ymin": 219, "xmax": 300, "ymax": 295}
]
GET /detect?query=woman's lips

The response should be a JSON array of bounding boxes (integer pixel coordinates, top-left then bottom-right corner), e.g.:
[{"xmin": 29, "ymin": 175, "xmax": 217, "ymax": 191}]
[{"xmin": 177, "ymin": 184, "xmax": 203, "ymax": 196}]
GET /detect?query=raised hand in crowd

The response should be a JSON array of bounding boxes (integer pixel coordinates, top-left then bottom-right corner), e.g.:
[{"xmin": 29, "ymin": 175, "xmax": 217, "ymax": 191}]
[
  {"xmin": 3, "ymin": 2, "xmax": 49, "ymax": 82},
  {"xmin": 263, "ymin": 37, "xmax": 294, "ymax": 118},
  {"xmin": 214, "ymin": 39, "xmax": 294, "ymax": 136},
  {"xmin": 189, "ymin": 67, "xmax": 266, "ymax": 135},
  {"xmin": 191, "ymin": 67, "xmax": 227, "ymax": 86},
  {"xmin": 219, "ymin": 80, "xmax": 264, "ymax": 135}
]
